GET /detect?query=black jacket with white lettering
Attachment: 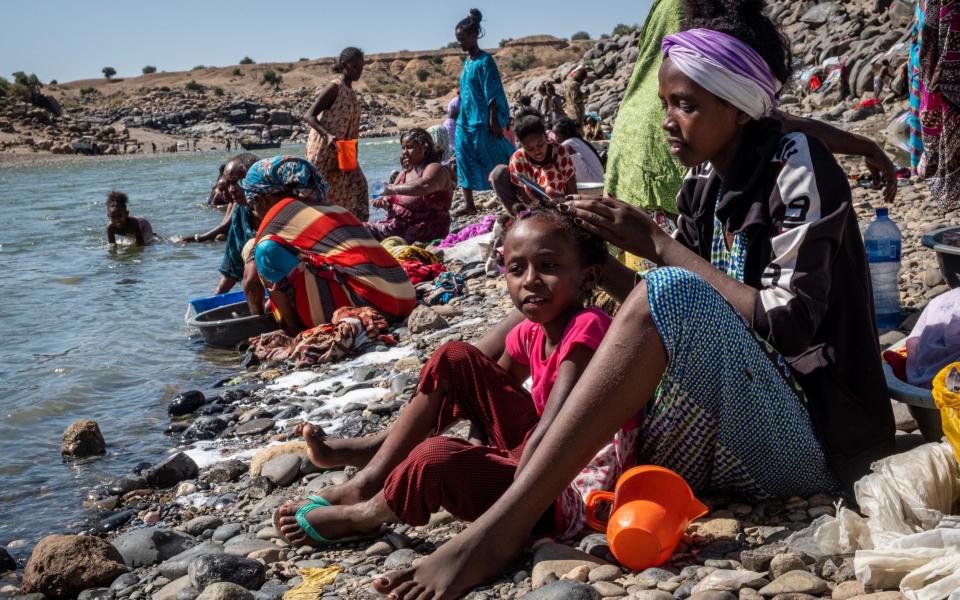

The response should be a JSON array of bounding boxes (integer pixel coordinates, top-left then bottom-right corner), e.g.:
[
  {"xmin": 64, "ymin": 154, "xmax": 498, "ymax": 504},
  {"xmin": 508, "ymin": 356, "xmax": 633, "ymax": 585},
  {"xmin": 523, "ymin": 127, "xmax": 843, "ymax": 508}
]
[{"xmin": 674, "ymin": 118, "xmax": 895, "ymax": 488}]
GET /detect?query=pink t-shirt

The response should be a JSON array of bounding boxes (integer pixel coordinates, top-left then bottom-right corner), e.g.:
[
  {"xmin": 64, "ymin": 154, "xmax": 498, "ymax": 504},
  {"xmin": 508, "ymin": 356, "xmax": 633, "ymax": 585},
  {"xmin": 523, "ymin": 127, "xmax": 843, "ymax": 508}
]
[{"xmin": 505, "ymin": 307, "xmax": 611, "ymax": 415}]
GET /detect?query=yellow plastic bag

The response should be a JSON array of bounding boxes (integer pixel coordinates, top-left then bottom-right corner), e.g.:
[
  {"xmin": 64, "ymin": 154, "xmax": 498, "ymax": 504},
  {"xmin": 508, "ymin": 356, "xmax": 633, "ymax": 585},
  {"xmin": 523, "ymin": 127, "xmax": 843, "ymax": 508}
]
[
  {"xmin": 284, "ymin": 566, "xmax": 342, "ymax": 600},
  {"xmin": 931, "ymin": 363, "xmax": 960, "ymax": 462}
]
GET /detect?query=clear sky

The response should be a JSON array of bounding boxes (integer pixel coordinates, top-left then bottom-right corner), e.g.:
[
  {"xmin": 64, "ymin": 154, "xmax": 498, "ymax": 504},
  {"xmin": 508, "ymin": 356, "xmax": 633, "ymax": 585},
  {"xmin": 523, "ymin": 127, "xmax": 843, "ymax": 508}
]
[{"xmin": 1, "ymin": 1, "xmax": 653, "ymax": 84}]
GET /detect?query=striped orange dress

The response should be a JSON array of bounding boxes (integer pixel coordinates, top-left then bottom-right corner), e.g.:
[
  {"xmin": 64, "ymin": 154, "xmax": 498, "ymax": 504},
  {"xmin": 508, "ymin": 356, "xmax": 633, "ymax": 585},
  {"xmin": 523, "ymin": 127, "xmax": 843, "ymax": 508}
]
[{"xmin": 253, "ymin": 198, "xmax": 416, "ymax": 328}]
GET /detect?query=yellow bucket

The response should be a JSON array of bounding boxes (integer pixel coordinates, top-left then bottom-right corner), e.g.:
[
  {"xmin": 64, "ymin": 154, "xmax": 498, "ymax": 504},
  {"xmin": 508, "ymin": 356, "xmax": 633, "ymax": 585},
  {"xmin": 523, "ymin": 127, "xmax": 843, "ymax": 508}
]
[{"xmin": 932, "ymin": 363, "xmax": 960, "ymax": 462}]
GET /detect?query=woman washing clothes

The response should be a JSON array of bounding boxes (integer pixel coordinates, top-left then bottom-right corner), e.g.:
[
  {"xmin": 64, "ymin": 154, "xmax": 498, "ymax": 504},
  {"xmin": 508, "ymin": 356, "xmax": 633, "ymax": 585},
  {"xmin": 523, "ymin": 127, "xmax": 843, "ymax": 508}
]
[
  {"xmin": 304, "ymin": 47, "xmax": 370, "ymax": 221},
  {"xmin": 372, "ymin": 4, "xmax": 895, "ymax": 598},
  {"xmin": 241, "ymin": 156, "xmax": 415, "ymax": 336},
  {"xmin": 365, "ymin": 128, "xmax": 453, "ymax": 244},
  {"xmin": 452, "ymin": 9, "xmax": 515, "ymax": 215}
]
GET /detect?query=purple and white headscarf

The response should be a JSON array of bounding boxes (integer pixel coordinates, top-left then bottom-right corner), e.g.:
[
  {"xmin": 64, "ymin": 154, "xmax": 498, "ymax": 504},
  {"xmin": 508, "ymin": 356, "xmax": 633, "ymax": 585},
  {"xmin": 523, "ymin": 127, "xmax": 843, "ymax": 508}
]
[{"xmin": 661, "ymin": 28, "xmax": 781, "ymax": 120}]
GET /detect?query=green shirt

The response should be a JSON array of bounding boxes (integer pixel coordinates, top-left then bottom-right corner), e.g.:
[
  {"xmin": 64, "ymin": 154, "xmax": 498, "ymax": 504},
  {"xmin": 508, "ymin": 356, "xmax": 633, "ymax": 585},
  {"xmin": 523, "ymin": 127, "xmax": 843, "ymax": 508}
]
[{"xmin": 604, "ymin": 0, "xmax": 685, "ymax": 215}]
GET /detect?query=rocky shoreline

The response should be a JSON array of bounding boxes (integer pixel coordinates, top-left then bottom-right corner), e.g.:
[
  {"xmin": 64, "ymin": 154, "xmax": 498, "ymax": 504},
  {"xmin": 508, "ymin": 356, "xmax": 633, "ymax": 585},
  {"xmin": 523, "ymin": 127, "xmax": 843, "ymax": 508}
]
[{"xmin": 0, "ymin": 164, "xmax": 951, "ymax": 600}]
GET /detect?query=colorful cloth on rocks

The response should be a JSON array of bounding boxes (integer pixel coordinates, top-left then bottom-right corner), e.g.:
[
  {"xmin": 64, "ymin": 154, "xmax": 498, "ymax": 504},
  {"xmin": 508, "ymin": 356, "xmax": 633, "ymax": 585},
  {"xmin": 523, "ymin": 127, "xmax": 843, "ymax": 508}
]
[
  {"xmin": 604, "ymin": 0, "xmax": 685, "ymax": 214},
  {"xmin": 400, "ymin": 260, "xmax": 447, "ymax": 284},
  {"xmin": 251, "ymin": 306, "xmax": 391, "ymax": 367},
  {"xmin": 241, "ymin": 156, "xmax": 328, "ymax": 204},
  {"xmin": 437, "ymin": 214, "xmax": 497, "ymax": 248},
  {"xmin": 456, "ymin": 51, "xmax": 515, "ymax": 190},
  {"xmin": 509, "ymin": 142, "xmax": 576, "ymax": 193},
  {"xmin": 253, "ymin": 198, "xmax": 416, "ymax": 329},
  {"xmin": 304, "ymin": 79, "xmax": 369, "ymax": 220},
  {"xmin": 919, "ymin": 0, "xmax": 960, "ymax": 212}
]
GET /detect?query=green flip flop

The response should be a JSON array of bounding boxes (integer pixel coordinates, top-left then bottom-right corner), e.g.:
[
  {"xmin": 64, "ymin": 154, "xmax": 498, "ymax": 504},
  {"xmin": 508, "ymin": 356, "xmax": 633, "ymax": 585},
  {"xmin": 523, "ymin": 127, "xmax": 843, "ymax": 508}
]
[{"xmin": 295, "ymin": 495, "xmax": 332, "ymax": 544}]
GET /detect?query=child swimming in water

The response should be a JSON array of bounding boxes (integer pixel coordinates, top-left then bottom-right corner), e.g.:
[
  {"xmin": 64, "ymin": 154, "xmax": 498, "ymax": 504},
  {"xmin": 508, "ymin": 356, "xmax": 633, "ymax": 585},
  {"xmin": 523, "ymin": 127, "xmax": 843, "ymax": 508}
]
[{"xmin": 106, "ymin": 191, "xmax": 153, "ymax": 246}]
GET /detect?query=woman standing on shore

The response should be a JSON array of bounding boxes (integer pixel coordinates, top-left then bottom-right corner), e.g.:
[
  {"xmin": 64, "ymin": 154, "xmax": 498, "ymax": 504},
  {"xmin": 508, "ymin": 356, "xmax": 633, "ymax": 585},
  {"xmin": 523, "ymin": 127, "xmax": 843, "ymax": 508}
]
[
  {"xmin": 304, "ymin": 47, "xmax": 370, "ymax": 221},
  {"xmin": 453, "ymin": 9, "xmax": 515, "ymax": 215}
]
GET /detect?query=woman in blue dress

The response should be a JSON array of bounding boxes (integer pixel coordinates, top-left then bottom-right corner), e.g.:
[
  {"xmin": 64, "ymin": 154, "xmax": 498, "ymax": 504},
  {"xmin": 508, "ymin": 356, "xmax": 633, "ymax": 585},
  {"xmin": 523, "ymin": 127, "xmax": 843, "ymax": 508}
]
[{"xmin": 453, "ymin": 9, "xmax": 515, "ymax": 215}]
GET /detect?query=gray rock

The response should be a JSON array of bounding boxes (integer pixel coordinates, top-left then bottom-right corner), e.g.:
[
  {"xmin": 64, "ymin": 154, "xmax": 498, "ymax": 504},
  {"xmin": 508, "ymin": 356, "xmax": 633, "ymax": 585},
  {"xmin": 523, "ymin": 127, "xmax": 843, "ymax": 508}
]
[
  {"xmin": 521, "ymin": 581, "xmax": 600, "ymax": 599},
  {"xmin": 112, "ymin": 527, "xmax": 194, "ymax": 567},
  {"xmin": 591, "ymin": 581, "xmax": 627, "ymax": 597},
  {"xmin": 168, "ymin": 391, "xmax": 207, "ymax": 416},
  {"xmin": 689, "ymin": 593, "xmax": 736, "ymax": 600},
  {"xmin": 61, "ymin": 419, "xmax": 107, "ymax": 459},
  {"xmin": 406, "ymin": 305, "xmax": 449, "ymax": 333},
  {"xmin": 154, "ymin": 575, "xmax": 193, "ymax": 600},
  {"xmin": 188, "ymin": 554, "xmax": 265, "ymax": 592},
  {"xmin": 0, "ymin": 547, "xmax": 16, "ymax": 573},
  {"xmin": 223, "ymin": 535, "xmax": 277, "ymax": 557},
  {"xmin": 252, "ymin": 580, "xmax": 286, "ymax": 600},
  {"xmin": 195, "ymin": 582, "xmax": 254, "ymax": 600},
  {"xmin": 159, "ymin": 542, "xmax": 225, "ymax": 580},
  {"xmin": 260, "ymin": 455, "xmax": 300, "ymax": 487},
  {"xmin": 203, "ymin": 460, "xmax": 248, "ymax": 484},
  {"xmin": 768, "ymin": 554, "xmax": 807, "ymax": 580},
  {"xmin": 180, "ymin": 417, "xmax": 229, "ymax": 444},
  {"xmin": 78, "ymin": 588, "xmax": 115, "ymax": 600},
  {"xmin": 183, "ymin": 516, "xmax": 224, "ymax": 536},
  {"xmin": 212, "ymin": 524, "xmax": 244, "ymax": 543},
  {"xmin": 177, "ymin": 587, "xmax": 200, "ymax": 600},
  {"xmin": 234, "ymin": 419, "xmax": 275, "ymax": 437},
  {"xmin": 364, "ymin": 541, "xmax": 392, "ymax": 557},
  {"xmin": 633, "ymin": 593, "xmax": 675, "ymax": 600},
  {"xmin": 578, "ymin": 534, "xmax": 614, "ymax": 562},
  {"xmin": 109, "ymin": 572, "xmax": 139, "ymax": 591},
  {"xmin": 383, "ymin": 549, "xmax": 418, "ymax": 570},
  {"xmin": 740, "ymin": 544, "xmax": 786, "ymax": 572},
  {"xmin": 637, "ymin": 568, "xmax": 677, "ymax": 583},
  {"xmin": 587, "ymin": 565, "xmax": 620, "ymax": 583},
  {"xmin": 144, "ymin": 453, "xmax": 200, "ymax": 488},
  {"xmin": 758, "ymin": 571, "xmax": 828, "ymax": 597},
  {"xmin": 674, "ymin": 579, "xmax": 697, "ymax": 599}
]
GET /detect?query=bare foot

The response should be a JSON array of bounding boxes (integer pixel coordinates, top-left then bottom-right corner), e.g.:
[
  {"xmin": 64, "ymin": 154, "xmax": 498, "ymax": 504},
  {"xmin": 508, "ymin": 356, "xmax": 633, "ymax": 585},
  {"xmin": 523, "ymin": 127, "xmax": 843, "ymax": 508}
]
[
  {"xmin": 373, "ymin": 524, "xmax": 525, "ymax": 599},
  {"xmin": 453, "ymin": 205, "xmax": 478, "ymax": 217},
  {"xmin": 273, "ymin": 493, "xmax": 396, "ymax": 546}
]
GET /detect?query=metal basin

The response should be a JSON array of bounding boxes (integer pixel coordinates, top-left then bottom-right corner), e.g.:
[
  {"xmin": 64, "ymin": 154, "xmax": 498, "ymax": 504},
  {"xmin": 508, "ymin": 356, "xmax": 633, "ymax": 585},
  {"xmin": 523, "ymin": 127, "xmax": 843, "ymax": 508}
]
[{"xmin": 922, "ymin": 226, "xmax": 960, "ymax": 289}]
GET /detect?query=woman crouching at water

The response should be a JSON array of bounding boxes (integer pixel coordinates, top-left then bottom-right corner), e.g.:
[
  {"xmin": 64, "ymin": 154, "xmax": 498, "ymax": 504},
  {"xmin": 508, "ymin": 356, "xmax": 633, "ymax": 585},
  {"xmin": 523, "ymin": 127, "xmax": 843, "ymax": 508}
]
[
  {"xmin": 273, "ymin": 209, "xmax": 639, "ymax": 548},
  {"xmin": 240, "ymin": 156, "xmax": 415, "ymax": 336},
  {"xmin": 365, "ymin": 128, "xmax": 453, "ymax": 244},
  {"xmin": 371, "ymin": 3, "xmax": 895, "ymax": 598}
]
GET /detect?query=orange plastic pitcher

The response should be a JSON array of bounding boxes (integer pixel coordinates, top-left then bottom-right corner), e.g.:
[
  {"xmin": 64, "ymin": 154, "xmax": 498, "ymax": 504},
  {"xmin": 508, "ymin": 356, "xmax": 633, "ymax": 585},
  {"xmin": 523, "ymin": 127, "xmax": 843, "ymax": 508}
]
[
  {"xmin": 585, "ymin": 466, "xmax": 708, "ymax": 570},
  {"xmin": 336, "ymin": 139, "xmax": 358, "ymax": 171}
]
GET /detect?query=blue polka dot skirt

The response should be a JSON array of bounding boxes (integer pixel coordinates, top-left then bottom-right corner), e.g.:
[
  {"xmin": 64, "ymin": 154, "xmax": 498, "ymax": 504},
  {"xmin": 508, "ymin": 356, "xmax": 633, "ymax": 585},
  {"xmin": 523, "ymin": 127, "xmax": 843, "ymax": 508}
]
[{"xmin": 639, "ymin": 267, "xmax": 837, "ymax": 498}]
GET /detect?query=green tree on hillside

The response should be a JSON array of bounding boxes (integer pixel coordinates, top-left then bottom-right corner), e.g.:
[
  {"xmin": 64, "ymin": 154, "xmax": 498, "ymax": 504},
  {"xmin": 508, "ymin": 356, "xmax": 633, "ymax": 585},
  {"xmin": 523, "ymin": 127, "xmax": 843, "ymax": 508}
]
[
  {"xmin": 571, "ymin": 31, "xmax": 590, "ymax": 40},
  {"xmin": 102, "ymin": 66, "xmax": 116, "ymax": 80},
  {"xmin": 611, "ymin": 23, "xmax": 637, "ymax": 36},
  {"xmin": 261, "ymin": 69, "xmax": 283, "ymax": 90},
  {"xmin": 12, "ymin": 71, "xmax": 41, "ymax": 88},
  {"xmin": 239, "ymin": 56, "xmax": 255, "ymax": 64},
  {"xmin": 142, "ymin": 65, "xmax": 157, "ymax": 74},
  {"xmin": 415, "ymin": 68, "xmax": 429, "ymax": 82}
]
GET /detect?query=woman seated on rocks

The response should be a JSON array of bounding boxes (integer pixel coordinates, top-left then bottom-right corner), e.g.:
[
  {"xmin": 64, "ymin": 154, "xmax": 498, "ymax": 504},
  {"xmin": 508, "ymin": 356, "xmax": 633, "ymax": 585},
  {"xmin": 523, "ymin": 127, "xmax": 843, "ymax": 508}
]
[
  {"xmin": 370, "ymin": 4, "xmax": 896, "ymax": 598},
  {"xmin": 274, "ymin": 208, "xmax": 639, "ymax": 547},
  {"xmin": 365, "ymin": 128, "xmax": 454, "ymax": 244},
  {"xmin": 241, "ymin": 156, "xmax": 416, "ymax": 336},
  {"xmin": 490, "ymin": 114, "xmax": 577, "ymax": 215},
  {"xmin": 553, "ymin": 117, "xmax": 605, "ymax": 185}
]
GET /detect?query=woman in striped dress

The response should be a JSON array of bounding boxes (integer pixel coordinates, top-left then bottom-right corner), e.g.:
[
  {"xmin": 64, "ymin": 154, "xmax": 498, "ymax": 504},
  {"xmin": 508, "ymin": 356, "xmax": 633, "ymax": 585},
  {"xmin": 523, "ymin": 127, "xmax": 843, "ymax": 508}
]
[{"xmin": 240, "ymin": 156, "xmax": 415, "ymax": 335}]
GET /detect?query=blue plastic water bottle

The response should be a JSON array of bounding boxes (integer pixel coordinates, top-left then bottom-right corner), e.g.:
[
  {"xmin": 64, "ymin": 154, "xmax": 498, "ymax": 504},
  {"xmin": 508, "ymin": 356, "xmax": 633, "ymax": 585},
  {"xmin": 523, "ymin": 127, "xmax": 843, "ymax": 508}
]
[
  {"xmin": 863, "ymin": 208, "xmax": 902, "ymax": 330},
  {"xmin": 370, "ymin": 181, "xmax": 385, "ymax": 199}
]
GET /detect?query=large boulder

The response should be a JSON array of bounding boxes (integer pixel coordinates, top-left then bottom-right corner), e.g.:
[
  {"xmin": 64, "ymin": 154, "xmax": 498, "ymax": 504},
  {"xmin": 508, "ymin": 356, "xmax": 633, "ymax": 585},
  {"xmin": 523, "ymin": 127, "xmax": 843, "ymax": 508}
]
[
  {"xmin": 23, "ymin": 535, "xmax": 128, "ymax": 600},
  {"xmin": 61, "ymin": 419, "xmax": 107, "ymax": 459},
  {"xmin": 188, "ymin": 554, "xmax": 265, "ymax": 591},
  {"xmin": 111, "ymin": 527, "xmax": 194, "ymax": 567},
  {"xmin": 144, "ymin": 452, "xmax": 200, "ymax": 488}
]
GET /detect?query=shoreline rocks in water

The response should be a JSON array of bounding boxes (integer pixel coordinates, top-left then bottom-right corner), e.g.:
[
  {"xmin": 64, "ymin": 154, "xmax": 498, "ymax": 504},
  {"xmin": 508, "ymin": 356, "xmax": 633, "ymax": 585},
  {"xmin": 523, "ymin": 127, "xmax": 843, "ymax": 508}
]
[{"xmin": 60, "ymin": 419, "xmax": 107, "ymax": 459}]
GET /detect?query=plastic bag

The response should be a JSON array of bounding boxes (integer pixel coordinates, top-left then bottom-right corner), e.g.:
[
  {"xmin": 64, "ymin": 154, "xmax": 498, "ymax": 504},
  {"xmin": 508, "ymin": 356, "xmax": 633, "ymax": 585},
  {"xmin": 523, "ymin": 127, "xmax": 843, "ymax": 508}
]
[
  {"xmin": 900, "ymin": 554, "xmax": 960, "ymax": 600},
  {"xmin": 691, "ymin": 569, "xmax": 766, "ymax": 593},
  {"xmin": 932, "ymin": 363, "xmax": 960, "ymax": 463}
]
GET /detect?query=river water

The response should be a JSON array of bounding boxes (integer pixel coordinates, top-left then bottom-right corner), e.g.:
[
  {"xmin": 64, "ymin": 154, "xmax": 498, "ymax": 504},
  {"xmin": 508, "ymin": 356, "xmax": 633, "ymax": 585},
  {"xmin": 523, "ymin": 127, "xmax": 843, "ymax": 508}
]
[{"xmin": 0, "ymin": 139, "xmax": 400, "ymax": 548}]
